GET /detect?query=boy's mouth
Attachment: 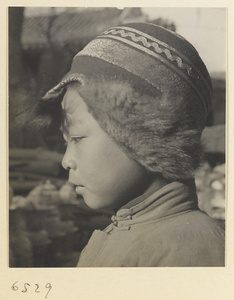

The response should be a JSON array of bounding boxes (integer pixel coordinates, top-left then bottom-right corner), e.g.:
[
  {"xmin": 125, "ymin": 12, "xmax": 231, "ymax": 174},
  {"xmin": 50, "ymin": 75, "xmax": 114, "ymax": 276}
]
[
  {"xmin": 75, "ymin": 185, "xmax": 84, "ymax": 193},
  {"xmin": 69, "ymin": 181, "xmax": 84, "ymax": 193},
  {"xmin": 69, "ymin": 181, "xmax": 83, "ymax": 188}
]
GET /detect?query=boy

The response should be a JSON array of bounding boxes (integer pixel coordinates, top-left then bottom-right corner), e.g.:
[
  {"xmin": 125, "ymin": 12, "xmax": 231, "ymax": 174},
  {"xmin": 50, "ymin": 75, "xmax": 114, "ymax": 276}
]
[{"xmin": 33, "ymin": 23, "xmax": 224, "ymax": 267}]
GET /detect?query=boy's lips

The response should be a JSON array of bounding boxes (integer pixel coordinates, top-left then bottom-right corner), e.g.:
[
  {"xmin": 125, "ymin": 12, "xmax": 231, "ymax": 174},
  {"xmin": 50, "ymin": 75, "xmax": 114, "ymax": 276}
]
[
  {"xmin": 69, "ymin": 181, "xmax": 84, "ymax": 189},
  {"xmin": 75, "ymin": 185, "xmax": 85, "ymax": 193},
  {"xmin": 71, "ymin": 183, "xmax": 85, "ymax": 196}
]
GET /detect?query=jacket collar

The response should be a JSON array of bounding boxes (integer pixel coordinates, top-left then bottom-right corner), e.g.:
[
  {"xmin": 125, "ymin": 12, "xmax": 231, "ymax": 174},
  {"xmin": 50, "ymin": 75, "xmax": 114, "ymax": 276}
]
[{"xmin": 110, "ymin": 181, "xmax": 198, "ymax": 229}]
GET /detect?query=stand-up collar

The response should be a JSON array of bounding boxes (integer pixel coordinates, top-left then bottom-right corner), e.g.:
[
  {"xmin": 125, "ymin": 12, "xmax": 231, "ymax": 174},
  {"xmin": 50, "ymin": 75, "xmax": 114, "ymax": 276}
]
[{"xmin": 110, "ymin": 181, "xmax": 198, "ymax": 230}]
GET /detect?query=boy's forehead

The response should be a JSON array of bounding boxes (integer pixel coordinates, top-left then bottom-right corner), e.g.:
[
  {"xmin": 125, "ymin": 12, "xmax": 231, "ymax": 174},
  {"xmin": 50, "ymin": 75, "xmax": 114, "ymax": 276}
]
[
  {"xmin": 60, "ymin": 112, "xmax": 83, "ymax": 135},
  {"xmin": 61, "ymin": 86, "xmax": 80, "ymax": 111},
  {"xmin": 61, "ymin": 86, "xmax": 86, "ymax": 116},
  {"xmin": 61, "ymin": 86, "xmax": 92, "ymax": 131}
]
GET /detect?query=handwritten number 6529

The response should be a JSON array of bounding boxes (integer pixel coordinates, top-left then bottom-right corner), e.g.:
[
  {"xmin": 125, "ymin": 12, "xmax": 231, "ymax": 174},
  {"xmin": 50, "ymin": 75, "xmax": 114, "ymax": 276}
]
[{"xmin": 11, "ymin": 282, "xmax": 52, "ymax": 298}]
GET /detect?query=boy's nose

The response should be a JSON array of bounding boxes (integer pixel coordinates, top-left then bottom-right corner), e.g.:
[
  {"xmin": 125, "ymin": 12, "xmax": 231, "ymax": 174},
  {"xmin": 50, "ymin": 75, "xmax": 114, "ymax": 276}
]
[{"xmin": 61, "ymin": 154, "xmax": 77, "ymax": 170}]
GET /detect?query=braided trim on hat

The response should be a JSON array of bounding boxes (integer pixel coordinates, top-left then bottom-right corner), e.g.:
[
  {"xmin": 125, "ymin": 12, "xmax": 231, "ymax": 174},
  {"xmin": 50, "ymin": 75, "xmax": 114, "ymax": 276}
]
[
  {"xmin": 78, "ymin": 37, "xmax": 208, "ymax": 114},
  {"xmin": 42, "ymin": 73, "xmax": 87, "ymax": 101},
  {"xmin": 110, "ymin": 24, "xmax": 212, "ymax": 96},
  {"xmin": 102, "ymin": 26, "xmax": 212, "ymax": 95},
  {"xmin": 102, "ymin": 28, "xmax": 196, "ymax": 80},
  {"xmin": 100, "ymin": 26, "xmax": 212, "ymax": 98},
  {"xmin": 107, "ymin": 26, "xmax": 208, "ymax": 82},
  {"xmin": 95, "ymin": 27, "xmax": 211, "ymax": 113}
]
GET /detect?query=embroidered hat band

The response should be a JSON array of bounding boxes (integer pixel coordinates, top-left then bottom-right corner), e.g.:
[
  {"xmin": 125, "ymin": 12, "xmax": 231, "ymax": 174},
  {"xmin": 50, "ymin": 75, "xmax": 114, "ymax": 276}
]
[{"xmin": 43, "ymin": 23, "xmax": 212, "ymax": 115}]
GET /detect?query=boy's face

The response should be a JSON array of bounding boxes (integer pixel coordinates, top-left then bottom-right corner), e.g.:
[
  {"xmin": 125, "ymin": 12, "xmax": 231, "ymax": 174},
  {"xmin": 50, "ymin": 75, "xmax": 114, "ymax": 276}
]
[{"xmin": 61, "ymin": 86, "xmax": 154, "ymax": 211}]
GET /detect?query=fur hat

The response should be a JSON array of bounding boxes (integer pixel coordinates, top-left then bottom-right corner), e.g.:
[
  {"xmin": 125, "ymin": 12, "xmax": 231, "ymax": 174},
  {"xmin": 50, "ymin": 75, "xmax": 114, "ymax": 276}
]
[{"xmin": 38, "ymin": 23, "xmax": 213, "ymax": 181}]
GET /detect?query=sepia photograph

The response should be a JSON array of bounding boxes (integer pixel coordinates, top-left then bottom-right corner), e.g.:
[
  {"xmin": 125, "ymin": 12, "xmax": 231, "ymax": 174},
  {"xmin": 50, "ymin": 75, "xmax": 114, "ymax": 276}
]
[
  {"xmin": 8, "ymin": 7, "xmax": 226, "ymax": 269},
  {"xmin": 2, "ymin": 2, "xmax": 234, "ymax": 299}
]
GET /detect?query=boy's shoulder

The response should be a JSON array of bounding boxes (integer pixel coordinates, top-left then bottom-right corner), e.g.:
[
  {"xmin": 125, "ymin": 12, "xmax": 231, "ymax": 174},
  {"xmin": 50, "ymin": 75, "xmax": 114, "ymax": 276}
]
[
  {"xmin": 129, "ymin": 210, "xmax": 225, "ymax": 267},
  {"xmin": 78, "ymin": 210, "xmax": 224, "ymax": 267}
]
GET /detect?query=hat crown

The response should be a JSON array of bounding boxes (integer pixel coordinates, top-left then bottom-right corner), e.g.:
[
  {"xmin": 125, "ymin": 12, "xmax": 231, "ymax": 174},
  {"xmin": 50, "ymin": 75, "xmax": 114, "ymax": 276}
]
[{"xmin": 73, "ymin": 22, "xmax": 212, "ymax": 114}]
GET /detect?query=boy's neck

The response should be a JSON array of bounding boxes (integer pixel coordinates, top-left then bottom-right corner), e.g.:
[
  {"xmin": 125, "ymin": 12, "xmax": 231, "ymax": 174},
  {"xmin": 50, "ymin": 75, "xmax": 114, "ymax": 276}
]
[
  {"xmin": 143, "ymin": 175, "xmax": 169, "ymax": 197},
  {"xmin": 115, "ymin": 175, "xmax": 168, "ymax": 213}
]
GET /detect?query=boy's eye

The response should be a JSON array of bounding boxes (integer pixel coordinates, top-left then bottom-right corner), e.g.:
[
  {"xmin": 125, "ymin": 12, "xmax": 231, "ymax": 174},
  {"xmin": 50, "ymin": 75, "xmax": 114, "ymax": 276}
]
[
  {"xmin": 71, "ymin": 136, "xmax": 84, "ymax": 144},
  {"xmin": 62, "ymin": 133, "xmax": 84, "ymax": 147}
]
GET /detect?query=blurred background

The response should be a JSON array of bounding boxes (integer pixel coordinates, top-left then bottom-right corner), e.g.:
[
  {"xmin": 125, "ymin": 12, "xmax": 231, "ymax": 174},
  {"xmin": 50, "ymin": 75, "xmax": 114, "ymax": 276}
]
[{"xmin": 9, "ymin": 7, "xmax": 226, "ymax": 267}]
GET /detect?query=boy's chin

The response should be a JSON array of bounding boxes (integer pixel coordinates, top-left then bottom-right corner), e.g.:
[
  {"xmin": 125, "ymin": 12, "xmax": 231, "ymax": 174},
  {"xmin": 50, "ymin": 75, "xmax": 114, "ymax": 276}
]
[
  {"xmin": 84, "ymin": 200, "xmax": 109, "ymax": 211},
  {"xmin": 83, "ymin": 195, "xmax": 116, "ymax": 211}
]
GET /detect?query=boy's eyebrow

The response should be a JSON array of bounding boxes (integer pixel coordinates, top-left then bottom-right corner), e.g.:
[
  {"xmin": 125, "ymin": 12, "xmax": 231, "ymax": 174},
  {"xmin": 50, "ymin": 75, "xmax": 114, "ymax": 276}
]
[
  {"xmin": 59, "ymin": 117, "xmax": 83, "ymax": 135},
  {"xmin": 59, "ymin": 113, "xmax": 73, "ymax": 135},
  {"xmin": 60, "ymin": 117, "xmax": 71, "ymax": 134}
]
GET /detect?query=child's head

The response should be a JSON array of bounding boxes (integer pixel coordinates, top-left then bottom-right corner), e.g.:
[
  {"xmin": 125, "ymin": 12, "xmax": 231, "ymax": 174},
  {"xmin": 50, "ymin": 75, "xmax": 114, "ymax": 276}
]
[
  {"xmin": 34, "ymin": 23, "xmax": 212, "ymax": 209},
  {"xmin": 61, "ymin": 85, "xmax": 161, "ymax": 210}
]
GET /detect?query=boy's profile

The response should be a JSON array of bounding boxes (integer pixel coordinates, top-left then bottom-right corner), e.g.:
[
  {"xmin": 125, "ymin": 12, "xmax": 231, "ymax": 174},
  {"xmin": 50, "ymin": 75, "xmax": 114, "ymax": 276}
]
[{"xmin": 31, "ymin": 23, "xmax": 224, "ymax": 267}]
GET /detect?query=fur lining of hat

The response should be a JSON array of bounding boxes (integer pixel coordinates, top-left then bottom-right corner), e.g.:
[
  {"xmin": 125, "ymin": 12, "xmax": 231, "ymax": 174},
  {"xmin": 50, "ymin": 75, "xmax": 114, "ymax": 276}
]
[
  {"xmin": 22, "ymin": 77, "xmax": 207, "ymax": 182},
  {"xmin": 77, "ymin": 79, "xmax": 206, "ymax": 182},
  {"xmin": 14, "ymin": 89, "xmax": 65, "ymax": 132}
]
